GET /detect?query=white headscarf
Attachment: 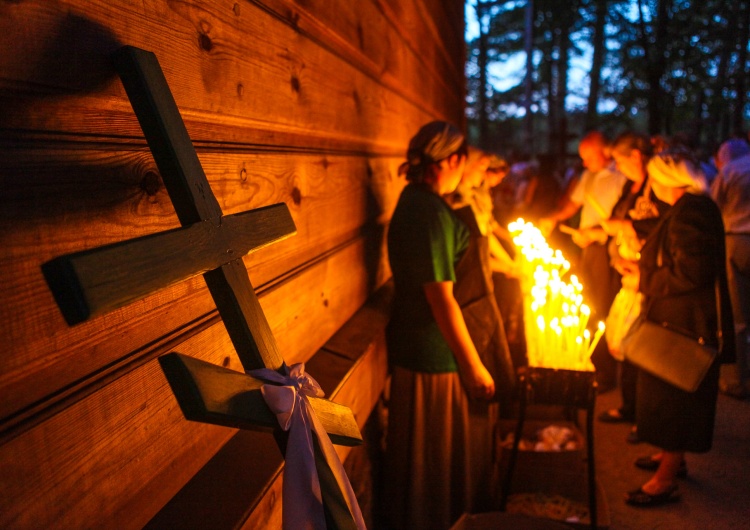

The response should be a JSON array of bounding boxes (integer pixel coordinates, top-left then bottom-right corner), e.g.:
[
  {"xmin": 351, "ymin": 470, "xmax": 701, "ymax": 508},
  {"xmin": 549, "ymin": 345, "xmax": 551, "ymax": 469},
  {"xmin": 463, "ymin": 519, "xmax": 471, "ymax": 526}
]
[{"xmin": 647, "ymin": 151, "xmax": 707, "ymax": 194}]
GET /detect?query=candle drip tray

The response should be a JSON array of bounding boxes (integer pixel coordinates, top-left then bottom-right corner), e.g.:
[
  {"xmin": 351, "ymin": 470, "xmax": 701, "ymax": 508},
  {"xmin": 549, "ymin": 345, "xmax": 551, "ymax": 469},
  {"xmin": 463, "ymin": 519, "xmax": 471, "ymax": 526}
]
[{"xmin": 517, "ymin": 366, "xmax": 596, "ymax": 408}]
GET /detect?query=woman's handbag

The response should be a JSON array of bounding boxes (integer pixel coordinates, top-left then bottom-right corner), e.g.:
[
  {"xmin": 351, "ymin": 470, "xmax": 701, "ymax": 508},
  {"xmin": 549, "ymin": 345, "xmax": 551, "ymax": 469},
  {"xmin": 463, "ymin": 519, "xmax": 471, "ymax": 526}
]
[
  {"xmin": 605, "ymin": 286, "xmax": 643, "ymax": 361},
  {"xmin": 621, "ymin": 279, "xmax": 722, "ymax": 393},
  {"xmin": 621, "ymin": 319, "xmax": 718, "ymax": 392}
]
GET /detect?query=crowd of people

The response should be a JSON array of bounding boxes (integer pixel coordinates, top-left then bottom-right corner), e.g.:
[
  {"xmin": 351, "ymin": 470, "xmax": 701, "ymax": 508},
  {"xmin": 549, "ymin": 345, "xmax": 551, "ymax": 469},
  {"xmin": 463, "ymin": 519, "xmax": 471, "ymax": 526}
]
[{"xmin": 382, "ymin": 119, "xmax": 750, "ymax": 529}]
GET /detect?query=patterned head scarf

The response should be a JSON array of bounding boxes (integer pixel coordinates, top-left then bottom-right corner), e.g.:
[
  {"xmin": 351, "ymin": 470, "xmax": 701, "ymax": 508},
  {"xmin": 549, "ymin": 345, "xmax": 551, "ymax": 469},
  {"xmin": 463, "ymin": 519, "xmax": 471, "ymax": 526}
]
[
  {"xmin": 399, "ymin": 121, "xmax": 465, "ymax": 183},
  {"xmin": 646, "ymin": 149, "xmax": 707, "ymax": 194}
]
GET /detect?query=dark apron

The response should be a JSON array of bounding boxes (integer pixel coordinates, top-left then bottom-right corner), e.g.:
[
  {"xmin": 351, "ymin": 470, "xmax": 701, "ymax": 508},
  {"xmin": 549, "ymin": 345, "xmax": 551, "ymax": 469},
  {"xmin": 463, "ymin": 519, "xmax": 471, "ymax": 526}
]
[{"xmin": 453, "ymin": 206, "xmax": 516, "ymax": 398}]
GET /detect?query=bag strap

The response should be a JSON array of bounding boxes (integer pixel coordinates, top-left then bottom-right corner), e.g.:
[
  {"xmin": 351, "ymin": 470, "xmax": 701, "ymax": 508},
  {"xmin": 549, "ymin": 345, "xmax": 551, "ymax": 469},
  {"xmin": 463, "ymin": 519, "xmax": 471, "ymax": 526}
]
[
  {"xmin": 715, "ymin": 265, "xmax": 724, "ymax": 353},
  {"xmin": 644, "ymin": 238, "xmax": 724, "ymax": 352}
]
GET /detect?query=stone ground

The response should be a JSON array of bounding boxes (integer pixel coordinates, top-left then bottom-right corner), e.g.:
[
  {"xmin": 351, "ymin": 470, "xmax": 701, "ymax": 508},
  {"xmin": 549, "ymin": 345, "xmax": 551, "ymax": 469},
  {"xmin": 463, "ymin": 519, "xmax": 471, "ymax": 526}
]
[{"xmin": 591, "ymin": 386, "xmax": 750, "ymax": 530}]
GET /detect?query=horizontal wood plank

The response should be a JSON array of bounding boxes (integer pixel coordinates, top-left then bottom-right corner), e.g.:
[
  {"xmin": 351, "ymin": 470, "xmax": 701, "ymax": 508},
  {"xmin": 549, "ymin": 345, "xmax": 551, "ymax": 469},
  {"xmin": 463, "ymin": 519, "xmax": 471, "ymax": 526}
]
[
  {"xmin": 0, "ymin": 0, "xmax": 458, "ymax": 150},
  {"xmin": 0, "ymin": 237, "xmax": 381, "ymax": 529},
  {"xmin": 0, "ymin": 147, "xmax": 402, "ymax": 427}
]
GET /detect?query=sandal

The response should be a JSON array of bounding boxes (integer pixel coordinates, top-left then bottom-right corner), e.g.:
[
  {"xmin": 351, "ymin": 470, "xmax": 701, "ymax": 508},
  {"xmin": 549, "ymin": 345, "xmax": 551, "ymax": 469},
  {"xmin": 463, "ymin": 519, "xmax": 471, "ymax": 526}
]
[
  {"xmin": 634, "ymin": 455, "xmax": 687, "ymax": 478},
  {"xmin": 625, "ymin": 484, "xmax": 680, "ymax": 507}
]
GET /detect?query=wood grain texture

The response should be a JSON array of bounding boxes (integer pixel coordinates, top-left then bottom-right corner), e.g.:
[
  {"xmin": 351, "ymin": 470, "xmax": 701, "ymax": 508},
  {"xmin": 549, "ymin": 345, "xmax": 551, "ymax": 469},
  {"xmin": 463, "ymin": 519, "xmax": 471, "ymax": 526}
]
[
  {"xmin": 0, "ymin": 0, "xmax": 464, "ymax": 526},
  {"xmin": 0, "ymin": 237, "xmax": 379, "ymax": 529},
  {"xmin": 0, "ymin": 0, "xmax": 461, "ymax": 150},
  {"xmin": 0, "ymin": 148, "xmax": 400, "ymax": 428},
  {"xmin": 147, "ymin": 284, "xmax": 390, "ymax": 530}
]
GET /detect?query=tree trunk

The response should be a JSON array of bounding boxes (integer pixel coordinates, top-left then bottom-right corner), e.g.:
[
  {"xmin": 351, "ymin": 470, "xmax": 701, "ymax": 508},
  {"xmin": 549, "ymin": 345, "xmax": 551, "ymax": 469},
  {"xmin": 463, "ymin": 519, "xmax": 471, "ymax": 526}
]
[
  {"xmin": 525, "ymin": 0, "xmax": 535, "ymax": 155},
  {"xmin": 585, "ymin": 0, "xmax": 607, "ymax": 131},
  {"xmin": 712, "ymin": 2, "xmax": 736, "ymax": 143},
  {"xmin": 556, "ymin": 15, "xmax": 571, "ymax": 167},
  {"xmin": 732, "ymin": 2, "xmax": 749, "ymax": 135},
  {"xmin": 477, "ymin": 4, "xmax": 490, "ymax": 149},
  {"xmin": 546, "ymin": 40, "xmax": 557, "ymax": 157},
  {"xmin": 637, "ymin": 0, "xmax": 671, "ymax": 134}
]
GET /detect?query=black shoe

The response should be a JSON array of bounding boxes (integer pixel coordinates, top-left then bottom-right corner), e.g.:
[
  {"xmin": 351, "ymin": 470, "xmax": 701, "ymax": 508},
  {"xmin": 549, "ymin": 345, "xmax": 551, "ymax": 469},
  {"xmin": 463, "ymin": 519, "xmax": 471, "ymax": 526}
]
[
  {"xmin": 634, "ymin": 456, "xmax": 687, "ymax": 478},
  {"xmin": 598, "ymin": 409, "xmax": 633, "ymax": 423},
  {"xmin": 625, "ymin": 484, "xmax": 680, "ymax": 507}
]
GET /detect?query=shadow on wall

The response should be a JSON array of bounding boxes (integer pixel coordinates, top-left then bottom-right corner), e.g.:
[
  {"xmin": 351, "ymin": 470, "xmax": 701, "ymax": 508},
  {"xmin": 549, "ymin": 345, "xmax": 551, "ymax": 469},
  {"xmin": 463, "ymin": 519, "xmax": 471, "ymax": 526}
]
[
  {"xmin": 361, "ymin": 160, "xmax": 390, "ymax": 292},
  {"xmin": 0, "ymin": 6, "xmax": 173, "ymax": 223},
  {"xmin": 1, "ymin": 5, "xmax": 122, "ymax": 95}
]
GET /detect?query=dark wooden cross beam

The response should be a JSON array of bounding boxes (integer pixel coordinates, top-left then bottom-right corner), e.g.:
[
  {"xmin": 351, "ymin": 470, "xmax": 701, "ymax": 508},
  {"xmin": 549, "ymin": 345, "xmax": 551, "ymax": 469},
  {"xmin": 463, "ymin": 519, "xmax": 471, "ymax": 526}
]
[{"xmin": 43, "ymin": 45, "xmax": 361, "ymax": 530}]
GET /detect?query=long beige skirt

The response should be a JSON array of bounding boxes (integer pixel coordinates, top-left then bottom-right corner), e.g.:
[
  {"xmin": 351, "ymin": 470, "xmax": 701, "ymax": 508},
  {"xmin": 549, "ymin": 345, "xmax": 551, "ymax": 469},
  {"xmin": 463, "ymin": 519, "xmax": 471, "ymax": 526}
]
[{"xmin": 383, "ymin": 366, "xmax": 497, "ymax": 530}]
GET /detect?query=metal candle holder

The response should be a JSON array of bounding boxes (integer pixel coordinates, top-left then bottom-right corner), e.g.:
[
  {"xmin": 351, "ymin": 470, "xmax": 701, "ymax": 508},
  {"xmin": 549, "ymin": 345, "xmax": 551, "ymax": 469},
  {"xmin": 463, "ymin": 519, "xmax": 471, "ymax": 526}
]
[{"xmin": 500, "ymin": 366, "xmax": 599, "ymax": 529}]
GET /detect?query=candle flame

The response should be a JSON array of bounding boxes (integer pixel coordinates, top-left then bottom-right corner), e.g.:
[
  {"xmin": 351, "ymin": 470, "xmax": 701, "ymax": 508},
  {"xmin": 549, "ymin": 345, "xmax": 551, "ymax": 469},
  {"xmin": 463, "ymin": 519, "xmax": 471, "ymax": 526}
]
[{"xmin": 509, "ymin": 218, "xmax": 603, "ymax": 371}]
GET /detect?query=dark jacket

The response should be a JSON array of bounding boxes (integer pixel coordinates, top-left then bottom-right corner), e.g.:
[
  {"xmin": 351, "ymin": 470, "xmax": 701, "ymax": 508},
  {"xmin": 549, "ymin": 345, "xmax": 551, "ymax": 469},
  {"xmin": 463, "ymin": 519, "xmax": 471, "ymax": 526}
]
[{"xmin": 639, "ymin": 193, "xmax": 735, "ymax": 362}]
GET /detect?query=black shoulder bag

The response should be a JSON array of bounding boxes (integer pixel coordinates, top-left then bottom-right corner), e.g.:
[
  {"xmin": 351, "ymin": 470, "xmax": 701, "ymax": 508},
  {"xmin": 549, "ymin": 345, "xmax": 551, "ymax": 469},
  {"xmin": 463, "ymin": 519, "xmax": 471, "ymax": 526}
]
[{"xmin": 621, "ymin": 250, "xmax": 722, "ymax": 393}]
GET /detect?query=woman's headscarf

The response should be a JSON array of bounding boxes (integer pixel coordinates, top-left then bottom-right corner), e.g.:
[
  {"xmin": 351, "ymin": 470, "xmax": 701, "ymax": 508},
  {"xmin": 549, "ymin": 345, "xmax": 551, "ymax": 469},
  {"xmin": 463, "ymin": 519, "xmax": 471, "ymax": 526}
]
[
  {"xmin": 398, "ymin": 121, "xmax": 465, "ymax": 183},
  {"xmin": 646, "ymin": 150, "xmax": 707, "ymax": 194}
]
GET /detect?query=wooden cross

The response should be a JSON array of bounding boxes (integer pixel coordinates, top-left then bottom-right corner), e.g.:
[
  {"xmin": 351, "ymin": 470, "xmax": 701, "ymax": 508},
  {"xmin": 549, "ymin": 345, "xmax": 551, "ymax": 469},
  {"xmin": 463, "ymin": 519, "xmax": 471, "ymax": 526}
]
[{"xmin": 42, "ymin": 45, "xmax": 361, "ymax": 529}]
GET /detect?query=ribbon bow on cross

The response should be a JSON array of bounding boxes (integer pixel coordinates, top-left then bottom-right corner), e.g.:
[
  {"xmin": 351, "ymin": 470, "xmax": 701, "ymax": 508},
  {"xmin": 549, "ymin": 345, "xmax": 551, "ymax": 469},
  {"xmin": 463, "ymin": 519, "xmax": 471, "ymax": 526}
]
[{"xmin": 249, "ymin": 363, "xmax": 366, "ymax": 530}]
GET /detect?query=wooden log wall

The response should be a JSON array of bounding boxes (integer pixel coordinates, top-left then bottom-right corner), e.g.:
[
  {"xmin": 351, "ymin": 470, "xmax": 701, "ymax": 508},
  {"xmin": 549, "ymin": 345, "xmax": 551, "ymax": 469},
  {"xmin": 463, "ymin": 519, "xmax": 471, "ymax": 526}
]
[{"xmin": 0, "ymin": 0, "xmax": 465, "ymax": 528}]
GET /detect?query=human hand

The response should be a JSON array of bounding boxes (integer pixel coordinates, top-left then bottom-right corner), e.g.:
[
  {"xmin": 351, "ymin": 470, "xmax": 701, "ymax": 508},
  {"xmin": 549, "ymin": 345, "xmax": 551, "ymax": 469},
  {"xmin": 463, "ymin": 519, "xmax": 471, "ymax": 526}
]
[
  {"xmin": 615, "ymin": 258, "xmax": 639, "ymax": 276},
  {"xmin": 537, "ymin": 218, "xmax": 557, "ymax": 237},
  {"xmin": 620, "ymin": 266, "xmax": 640, "ymax": 291},
  {"xmin": 613, "ymin": 220, "xmax": 637, "ymax": 242},
  {"xmin": 571, "ymin": 228, "xmax": 593, "ymax": 248},
  {"xmin": 463, "ymin": 362, "xmax": 495, "ymax": 400},
  {"xmin": 600, "ymin": 218, "xmax": 622, "ymax": 236},
  {"xmin": 492, "ymin": 257, "xmax": 521, "ymax": 279}
]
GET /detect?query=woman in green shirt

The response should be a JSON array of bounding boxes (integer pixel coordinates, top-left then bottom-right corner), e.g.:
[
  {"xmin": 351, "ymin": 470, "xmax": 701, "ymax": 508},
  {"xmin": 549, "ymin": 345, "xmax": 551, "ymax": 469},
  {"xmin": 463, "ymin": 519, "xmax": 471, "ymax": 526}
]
[{"xmin": 384, "ymin": 121, "xmax": 497, "ymax": 530}]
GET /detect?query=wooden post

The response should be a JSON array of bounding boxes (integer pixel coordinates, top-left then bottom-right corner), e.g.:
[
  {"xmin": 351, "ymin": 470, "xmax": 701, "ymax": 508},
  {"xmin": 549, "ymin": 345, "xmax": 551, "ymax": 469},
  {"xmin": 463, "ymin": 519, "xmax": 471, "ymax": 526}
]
[{"xmin": 43, "ymin": 45, "xmax": 362, "ymax": 530}]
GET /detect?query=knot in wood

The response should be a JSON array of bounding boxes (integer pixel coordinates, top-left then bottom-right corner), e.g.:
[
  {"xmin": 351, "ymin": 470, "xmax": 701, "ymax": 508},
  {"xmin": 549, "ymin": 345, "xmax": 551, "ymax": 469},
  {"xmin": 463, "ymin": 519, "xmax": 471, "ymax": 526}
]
[
  {"xmin": 199, "ymin": 32, "xmax": 213, "ymax": 52},
  {"xmin": 140, "ymin": 171, "xmax": 162, "ymax": 196},
  {"xmin": 291, "ymin": 186, "xmax": 302, "ymax": 205}
]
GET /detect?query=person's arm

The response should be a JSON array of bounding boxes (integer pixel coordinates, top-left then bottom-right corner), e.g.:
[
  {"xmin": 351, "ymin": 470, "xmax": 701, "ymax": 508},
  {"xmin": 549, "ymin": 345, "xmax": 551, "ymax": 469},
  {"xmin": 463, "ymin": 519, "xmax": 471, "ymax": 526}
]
[
  {"xmin": 423, "ymin": 281, "xmax": 495, "ymax": 400},
  {"xmin": 571, "ymin": 226, "xmax": 608, "ymax": 248},
  {"xmin": 492, "ymin": 221, "xmax": 515, "ymax": 248},
  {"xmin": 488, "ymin": 233, "xmax": 519, "ymax": 277},
  {"xmin": 538, "ymin": 196, "xmax": 581, "ymax": 235}
]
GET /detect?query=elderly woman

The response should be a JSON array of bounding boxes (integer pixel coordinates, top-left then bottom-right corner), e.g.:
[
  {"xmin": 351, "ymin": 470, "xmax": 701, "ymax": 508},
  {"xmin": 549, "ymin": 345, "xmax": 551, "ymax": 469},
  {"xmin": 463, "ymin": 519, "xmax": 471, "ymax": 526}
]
[
  {"xmin": 384, "ymin": 122, "xmax": 497, "ymax": 529},
  {"xmin": 624, "ymin": 151, "xmax": 735, "ymax": 507}
]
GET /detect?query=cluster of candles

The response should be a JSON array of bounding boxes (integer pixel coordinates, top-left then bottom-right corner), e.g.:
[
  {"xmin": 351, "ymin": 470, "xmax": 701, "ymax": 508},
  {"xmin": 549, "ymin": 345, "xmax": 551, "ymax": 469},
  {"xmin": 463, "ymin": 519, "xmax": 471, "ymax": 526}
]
[{"xmin": 508, "ymin": 219, "xmax": 605, "ymax": 372}]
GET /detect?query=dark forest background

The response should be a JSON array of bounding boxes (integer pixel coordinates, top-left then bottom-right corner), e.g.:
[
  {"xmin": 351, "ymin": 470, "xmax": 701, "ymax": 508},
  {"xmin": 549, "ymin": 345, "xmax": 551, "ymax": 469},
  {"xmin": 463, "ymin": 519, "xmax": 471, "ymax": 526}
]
[{"xmin": 465, "ymin": 0, "xmax": 750, "ymax": 168}]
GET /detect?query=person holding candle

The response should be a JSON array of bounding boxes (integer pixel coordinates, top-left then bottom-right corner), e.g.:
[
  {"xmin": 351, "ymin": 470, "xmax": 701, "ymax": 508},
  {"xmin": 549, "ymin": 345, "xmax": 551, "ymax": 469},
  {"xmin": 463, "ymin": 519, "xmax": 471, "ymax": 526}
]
[
  {"xmin": 384, "ymin": 121, "xmax": 499, "ymax": 530},
  {"xmin": 622, "ymin": 150, "xmax": 735, "ymax": 507},
  {"xmin": 539, "ymin": 131, "xmax": 627, "ymax": 392},
  {"xmin": 598, "ymin": 132, "xmax": 669, "ymax": 436}
]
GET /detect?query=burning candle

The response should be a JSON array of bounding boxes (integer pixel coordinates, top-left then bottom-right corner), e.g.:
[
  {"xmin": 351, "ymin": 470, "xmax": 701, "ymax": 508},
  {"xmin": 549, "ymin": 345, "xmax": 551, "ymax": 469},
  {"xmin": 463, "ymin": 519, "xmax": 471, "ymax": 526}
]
[{"xmin": 509, "ymin": 218, "xmax": 603, "ymax": 372}]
